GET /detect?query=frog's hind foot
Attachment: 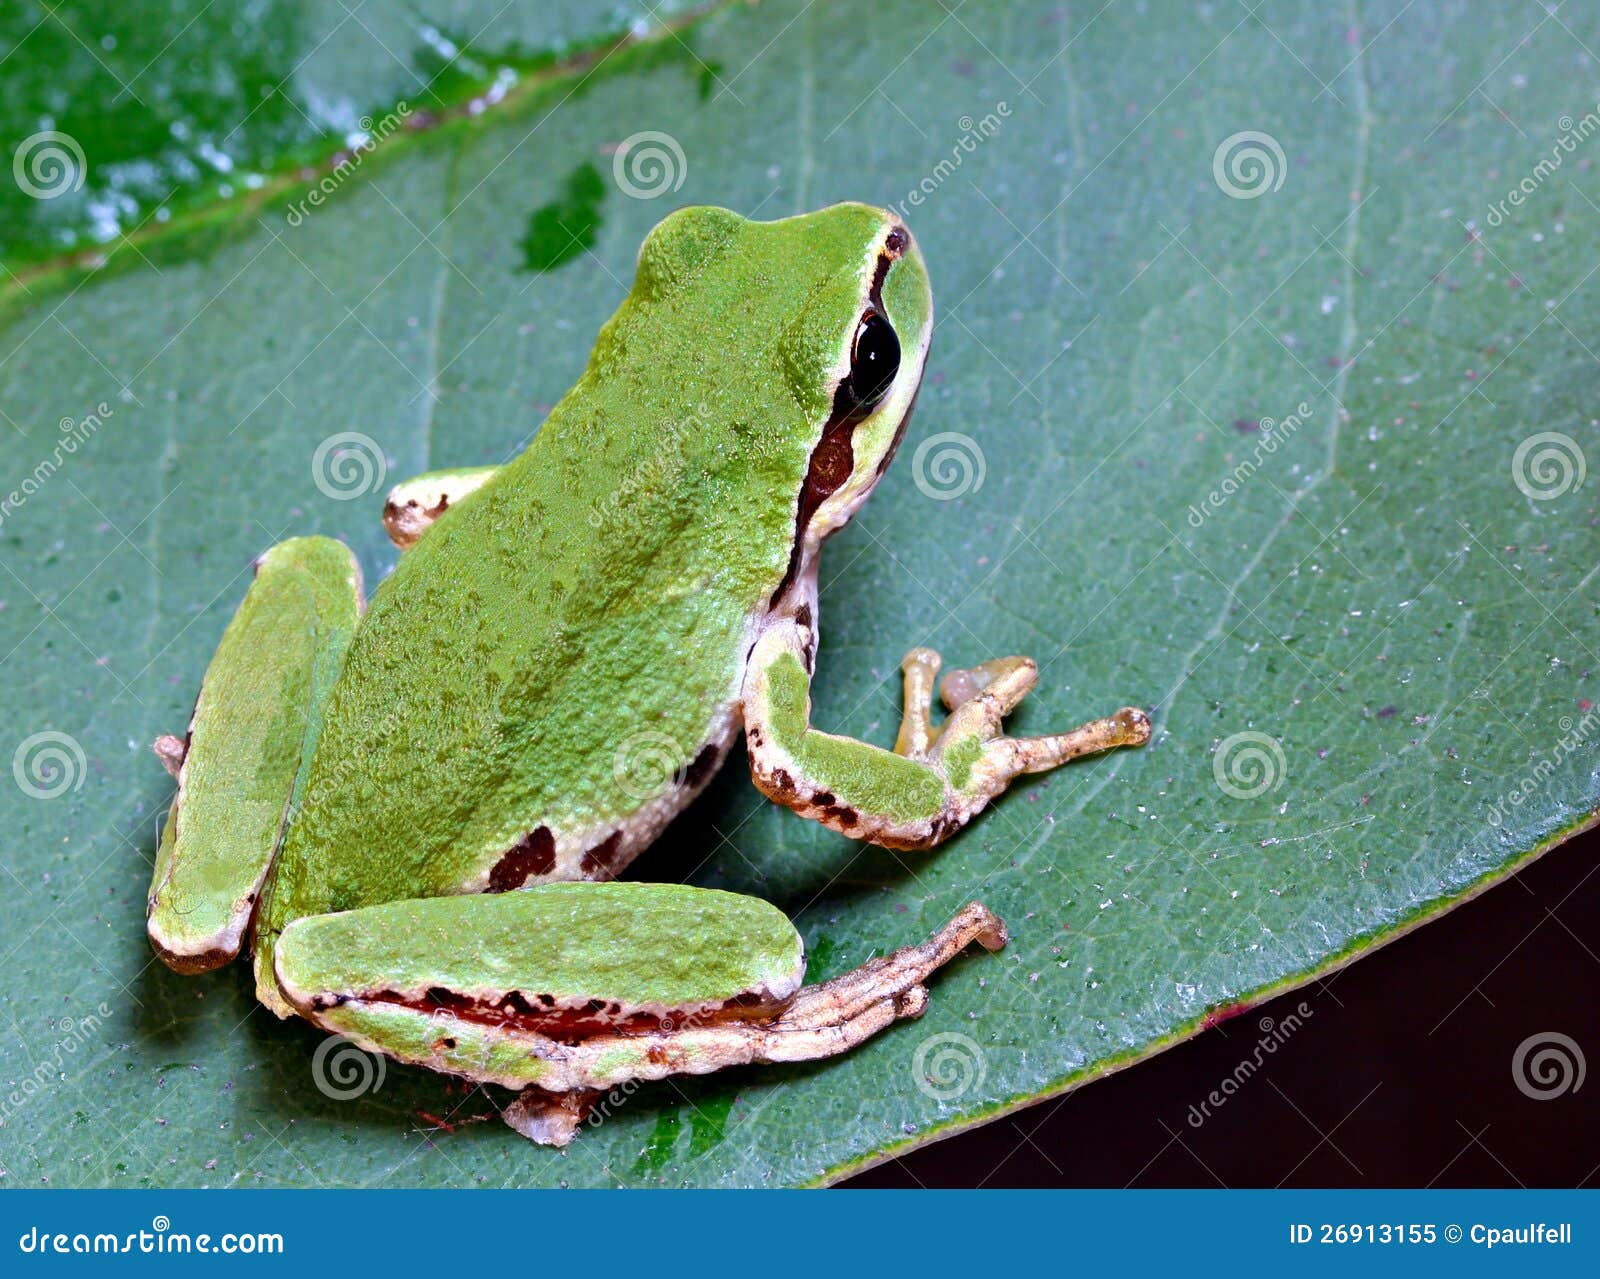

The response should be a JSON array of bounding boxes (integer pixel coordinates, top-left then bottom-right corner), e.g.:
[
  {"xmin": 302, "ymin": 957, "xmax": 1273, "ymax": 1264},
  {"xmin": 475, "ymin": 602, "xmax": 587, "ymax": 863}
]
[
  {"xmin": 495, "ymin": 903, "xmax": 1005, "ymax": 1146},
  {"xmin": 774, "ymin": 901, "xmax": 1005, "ymax": 1035}
]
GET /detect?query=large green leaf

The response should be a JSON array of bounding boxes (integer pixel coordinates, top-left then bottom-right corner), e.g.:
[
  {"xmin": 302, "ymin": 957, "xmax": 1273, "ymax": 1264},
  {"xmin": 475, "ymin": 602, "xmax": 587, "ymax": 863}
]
[
  {"xmin": 3, "ymin": 0, "xmax": 1596, "ymax": 1187},
  {"xmin": 0, "ymin": 0, "xmax": 704, "ymax": 266}
]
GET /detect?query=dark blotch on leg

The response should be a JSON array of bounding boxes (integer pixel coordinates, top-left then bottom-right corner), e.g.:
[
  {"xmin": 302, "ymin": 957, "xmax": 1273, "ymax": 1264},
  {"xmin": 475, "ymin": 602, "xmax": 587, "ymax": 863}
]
[{"xmin": 488, "ymin": 826, "xmax": 556, "ymax": 892}]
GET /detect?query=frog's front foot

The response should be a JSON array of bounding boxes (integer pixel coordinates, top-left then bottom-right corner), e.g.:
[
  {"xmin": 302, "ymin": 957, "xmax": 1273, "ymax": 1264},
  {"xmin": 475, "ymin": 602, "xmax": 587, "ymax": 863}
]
[
  {"xmin": 902, "ymin": 646, "xmax": 1151, "ymax": 782},
  {"xmin": 742, "ymin": 616, "xmax": 1150, "ymax": 850}
]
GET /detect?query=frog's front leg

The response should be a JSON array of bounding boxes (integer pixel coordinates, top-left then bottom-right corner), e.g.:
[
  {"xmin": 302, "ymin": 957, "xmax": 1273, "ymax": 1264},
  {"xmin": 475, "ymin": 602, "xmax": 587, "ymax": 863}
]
[
  {"xmin": 381, "ymin": 465, "xmax": 498, "ymax": 548},
  {"xmin": 270, "ymin": 883, "xmax": 1005, "ymax": 1146},
  {"xmin": 742, "ymin": 614, "xmax": 1150, "ymax": 850}
]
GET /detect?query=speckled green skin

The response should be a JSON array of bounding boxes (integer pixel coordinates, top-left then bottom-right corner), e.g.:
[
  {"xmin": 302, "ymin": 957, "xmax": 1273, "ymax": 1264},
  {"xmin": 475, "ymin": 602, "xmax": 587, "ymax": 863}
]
[
  {"xmin": 257, "ymin": 203, "xmax": 924, "ymax": 953},
  {"xmin": 276, "ymin": 883, "xmax": 804, "ymax": 1014},
  {"xmin": 146, "ymin": 537, "xmax": 361, "ymax": 972},
  {"xmin": 144, "ymin": 205, "xmax": 933, "ymax": 1044}
]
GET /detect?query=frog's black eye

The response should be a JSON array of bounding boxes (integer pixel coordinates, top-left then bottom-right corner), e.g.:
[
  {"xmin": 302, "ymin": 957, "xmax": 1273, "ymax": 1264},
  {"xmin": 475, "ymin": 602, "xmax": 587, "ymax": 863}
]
[{"xmin": 848, "ymin": 311, "xmax": 900, "ymax": 408}]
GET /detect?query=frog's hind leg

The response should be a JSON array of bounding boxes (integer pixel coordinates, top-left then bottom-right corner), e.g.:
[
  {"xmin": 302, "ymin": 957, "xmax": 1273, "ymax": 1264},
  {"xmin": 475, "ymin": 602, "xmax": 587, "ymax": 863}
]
[
  {"xmin": 382, "ymin": 465, "xmax": 498, "ymax": 548},
  {"xmin": 146, "ymin": 537, "xmax": 362, "ymax": 973},
  {"xmin": 501, "ymin": 903, "xmax": 1004, "ymax": 1145},
  {"xmin": 268, "ymin": 883, "xmax": 1003, "ymax": 1146}
]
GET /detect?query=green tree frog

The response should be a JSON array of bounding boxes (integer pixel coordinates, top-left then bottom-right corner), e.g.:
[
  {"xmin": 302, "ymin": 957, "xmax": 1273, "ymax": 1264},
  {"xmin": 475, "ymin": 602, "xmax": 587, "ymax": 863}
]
[{"xmin": 146, "ymin": 203, "xmax": 1150, "ymax": 1145}]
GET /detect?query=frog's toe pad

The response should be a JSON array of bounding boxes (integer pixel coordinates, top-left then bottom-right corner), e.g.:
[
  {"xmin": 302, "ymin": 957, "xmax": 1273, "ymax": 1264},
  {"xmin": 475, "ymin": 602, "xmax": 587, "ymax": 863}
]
[{"xmin": 503, "ymin": 1087, "xmax": 599, "ymax": 1147}]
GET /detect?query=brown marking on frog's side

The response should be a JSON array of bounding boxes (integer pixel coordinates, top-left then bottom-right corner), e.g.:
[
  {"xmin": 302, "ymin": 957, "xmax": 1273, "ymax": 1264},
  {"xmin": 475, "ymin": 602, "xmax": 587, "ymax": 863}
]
[
  {"xmin": 578, "ymin": 830, "xmax": 625, "ymax": 879},
  {"xmin": 680, "ymin": 742, "xmax": 721, "ymax": 792},
  {"xmin": 488, "ymin": 826, "xmax": 556, "ymax": 892}
]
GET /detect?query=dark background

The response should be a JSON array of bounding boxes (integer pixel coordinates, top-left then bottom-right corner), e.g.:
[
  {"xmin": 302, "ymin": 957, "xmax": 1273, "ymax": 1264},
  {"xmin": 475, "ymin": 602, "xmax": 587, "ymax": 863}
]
[{"xmin": 849, "ymin": 827, "xmax": 1598, "ymax": 1188}]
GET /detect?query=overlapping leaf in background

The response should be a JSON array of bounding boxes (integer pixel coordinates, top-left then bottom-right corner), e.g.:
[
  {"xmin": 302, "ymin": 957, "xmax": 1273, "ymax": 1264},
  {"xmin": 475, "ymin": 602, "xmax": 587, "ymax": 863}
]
[{"xmin": 2, "ymin": 0, "xmax": 1596, "ymax": 1187}]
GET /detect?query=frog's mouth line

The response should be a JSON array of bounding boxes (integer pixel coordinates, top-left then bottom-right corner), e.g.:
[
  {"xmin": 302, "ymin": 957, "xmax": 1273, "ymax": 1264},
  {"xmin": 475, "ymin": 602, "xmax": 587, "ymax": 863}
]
[
  {"xmin": 770, "ymin": 233, "xmax": 911, "ymax": 607},
  {"xmin": 303, "ymin": 985, "xmax": 796, "ymax": 1046}
]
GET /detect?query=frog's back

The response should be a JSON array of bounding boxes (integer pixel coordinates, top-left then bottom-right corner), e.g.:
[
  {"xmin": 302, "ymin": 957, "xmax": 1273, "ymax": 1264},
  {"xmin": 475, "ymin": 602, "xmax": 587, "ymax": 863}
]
[{"xmin": 269, "ymin": 205, "xmax": 888, "ymax": 921}]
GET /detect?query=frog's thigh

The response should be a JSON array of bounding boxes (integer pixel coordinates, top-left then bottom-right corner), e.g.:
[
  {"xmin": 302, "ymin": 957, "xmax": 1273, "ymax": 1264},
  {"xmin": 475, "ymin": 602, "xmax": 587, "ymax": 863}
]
[
  {"xmin": 273, "ymin": 884, "xmax": 1002, "ymax": 1138},
  {"xmin": 381, "ymin": 465, "xmax": 498, "ymax": 548},
  {"xmin": 147, "ymin": 537, "xmax": 362, "ymax": 973},
  {"xmin": 274, "ymin": 882, "xmax": 805, "ymax": 1091},
  {"xmin": 742, "ymin": 616, "xmax": 1150, "ymax": 850}
]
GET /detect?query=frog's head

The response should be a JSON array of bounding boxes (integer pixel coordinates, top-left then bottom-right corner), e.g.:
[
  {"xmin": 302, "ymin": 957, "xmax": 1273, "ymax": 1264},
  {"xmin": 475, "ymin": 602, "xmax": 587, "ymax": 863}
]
[
  {"xmin": 625, "ymin": 202, "xmax": 932, "ymax": 593},
  {"xmin": 769, "ymin": 202, "xmax": 934, "ymax": 558}
]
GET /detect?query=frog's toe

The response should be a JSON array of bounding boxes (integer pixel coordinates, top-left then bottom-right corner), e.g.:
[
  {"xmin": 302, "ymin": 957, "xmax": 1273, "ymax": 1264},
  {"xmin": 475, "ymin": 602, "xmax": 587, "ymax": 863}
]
[
  {"xmin": 152, "ymin": 733, "xmax": 187, "ymax": 779},
  {"xmin": 993, "ymin": 705, "xmax": 1153, "ymax": 778},
  {"xmin": 894, "ymin": 646, "xmax": 943, "ymax": 758},
  {"xmin": 502, "ymin": 1087, "xmax": 599, "ymax": 1147},
  {"xmin": 939, "ymin": 656, "xmax": 1038, "ymax": 715}
]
